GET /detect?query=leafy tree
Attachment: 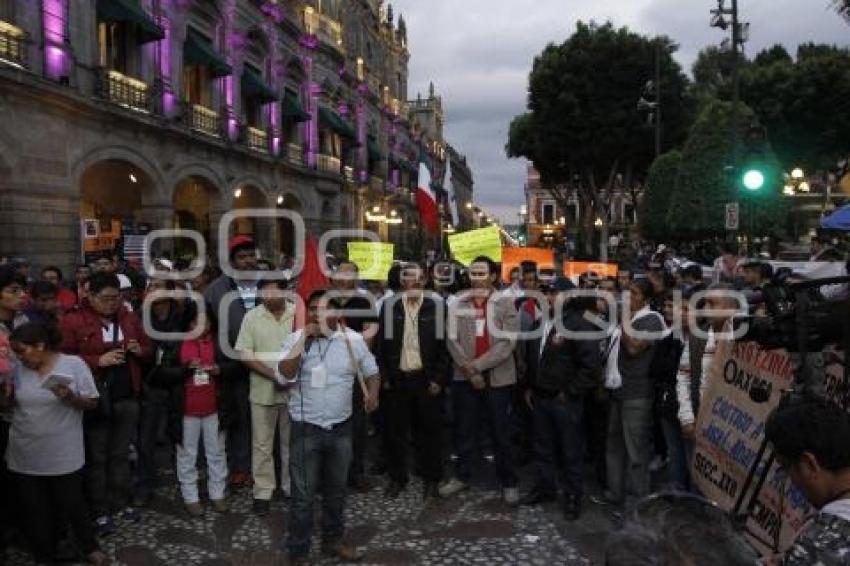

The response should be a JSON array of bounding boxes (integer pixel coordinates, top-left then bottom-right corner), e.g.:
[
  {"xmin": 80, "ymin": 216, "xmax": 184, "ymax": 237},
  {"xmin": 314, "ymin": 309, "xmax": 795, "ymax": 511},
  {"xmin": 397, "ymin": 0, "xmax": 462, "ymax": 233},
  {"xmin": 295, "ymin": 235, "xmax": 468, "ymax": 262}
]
[
  {"xmin": 740, "ymin": 44, "xmax": 850, "ymax": 171},
  {"xmin": 666, "ymin": 100, "xmax": 785, "ymax": 238},
  {"xmin": 690, "ymin": 46, "xmax": 739, "ymax": 106},
  {"xmin": 506, "ymin": 21, "xmax": 691, "ymax": 253},
  {"xmin": 835, "ymin": 0, "xmax": 850, "ymax": 22},
  {"xmin": 639, "ymin": 150, "xmax": 682, "ymax": 241}
]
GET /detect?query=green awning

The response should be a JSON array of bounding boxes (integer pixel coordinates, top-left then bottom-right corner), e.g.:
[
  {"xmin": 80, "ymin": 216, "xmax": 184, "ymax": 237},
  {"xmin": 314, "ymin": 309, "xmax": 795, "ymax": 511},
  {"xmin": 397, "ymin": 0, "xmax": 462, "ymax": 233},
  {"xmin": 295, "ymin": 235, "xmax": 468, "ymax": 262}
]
[
  {"xmin": 319, "ymin": 107, "xmax": 356, "ymax": 140},
  {"xmin": 368, "ymin": 138, "xmax": 385, "ymax": 162},
  {"xmin": 184, "ymin": 29, "xmax": 232, "ymax": 77},
  {"xmin": 97, "ymin": 0, "xmax": 164, "ymax": 43},
  {"xmin": 282, "ymin": 91, "xmax": 310, "ymax": 122},
  {"xmin": 241, "ymin": 66, "xmax": 278, "ymax": 103}
]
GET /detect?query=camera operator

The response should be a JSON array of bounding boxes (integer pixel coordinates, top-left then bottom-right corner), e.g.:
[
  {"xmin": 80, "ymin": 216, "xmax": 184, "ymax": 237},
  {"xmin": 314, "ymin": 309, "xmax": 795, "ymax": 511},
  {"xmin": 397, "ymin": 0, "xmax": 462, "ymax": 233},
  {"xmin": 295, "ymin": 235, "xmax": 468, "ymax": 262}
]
[
  {"xmin": 741, "ymin": 260, "xmax": 773, "ymax": 316},
  {"xmin": 765, "ymin": 395, "xmax": 850, "ymax": 565}
]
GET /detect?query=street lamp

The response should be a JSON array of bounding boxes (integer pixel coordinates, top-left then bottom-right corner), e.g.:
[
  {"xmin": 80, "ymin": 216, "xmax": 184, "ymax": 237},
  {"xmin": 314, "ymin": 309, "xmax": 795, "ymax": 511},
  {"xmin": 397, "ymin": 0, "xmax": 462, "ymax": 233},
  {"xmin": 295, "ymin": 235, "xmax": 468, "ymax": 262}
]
[
  {"xmin": 594, "ymin": 217, "xmax": 603, "ymax": 227},
  {"xmin": 783, "ymin": 168, "xmax": 810, "ymax": 195}
]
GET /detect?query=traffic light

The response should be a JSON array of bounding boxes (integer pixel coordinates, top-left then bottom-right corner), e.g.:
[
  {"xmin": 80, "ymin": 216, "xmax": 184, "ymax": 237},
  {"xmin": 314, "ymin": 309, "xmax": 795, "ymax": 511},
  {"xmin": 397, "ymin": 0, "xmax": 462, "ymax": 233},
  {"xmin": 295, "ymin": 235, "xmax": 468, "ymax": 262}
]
[
  {"xmin": 739, "ymin": 124, "xmax": 771, "ymax": 193},
  {"xmin": 742, "ymin": 168, "xmax": 765, "ymax": 191}
]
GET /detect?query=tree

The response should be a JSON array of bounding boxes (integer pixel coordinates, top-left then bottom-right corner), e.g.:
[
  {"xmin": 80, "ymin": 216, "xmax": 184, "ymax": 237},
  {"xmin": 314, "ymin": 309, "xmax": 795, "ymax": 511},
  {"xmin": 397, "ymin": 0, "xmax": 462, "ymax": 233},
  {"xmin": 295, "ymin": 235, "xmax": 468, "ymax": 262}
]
[
  {"xmin": 835, "ymin": 0, "xmax": 850, "ymax": 22},
  {"xmin": 690, "ymin": 46, "xmax": 738, "ymax": 106},
  {"xmin": 506, "ymin": 21, "xmax": 691, "ymax": 253},
  {"xmin": 665, "ymin": 100, "xmax": 785, "ymax": 239},
  {"xmin": 639, "ymin": 150, "xmax": 682, "ymax": 241},
  {"xmin": 505, "ymin": 113, "xmax": 535, "ymax": 163},
  {"xmin": 740, "ymin": 44, "xmax": 850, "ymax": 171}
]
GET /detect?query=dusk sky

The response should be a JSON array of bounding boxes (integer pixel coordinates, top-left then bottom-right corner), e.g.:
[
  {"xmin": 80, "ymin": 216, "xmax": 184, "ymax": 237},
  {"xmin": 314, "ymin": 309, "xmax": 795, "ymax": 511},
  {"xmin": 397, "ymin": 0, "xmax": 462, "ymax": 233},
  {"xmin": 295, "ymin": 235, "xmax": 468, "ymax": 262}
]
[{"xmin": 393, "ymin": 0, "xmax": 849, "ymax": 224}]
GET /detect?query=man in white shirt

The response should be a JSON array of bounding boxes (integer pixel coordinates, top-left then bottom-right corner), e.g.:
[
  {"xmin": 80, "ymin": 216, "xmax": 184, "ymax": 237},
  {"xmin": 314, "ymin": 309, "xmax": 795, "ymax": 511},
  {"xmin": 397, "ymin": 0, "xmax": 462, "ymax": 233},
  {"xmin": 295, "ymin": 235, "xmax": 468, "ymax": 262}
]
[{"xmin": 277, "ymin": 289, "xmax": 379, "ymax": 565}]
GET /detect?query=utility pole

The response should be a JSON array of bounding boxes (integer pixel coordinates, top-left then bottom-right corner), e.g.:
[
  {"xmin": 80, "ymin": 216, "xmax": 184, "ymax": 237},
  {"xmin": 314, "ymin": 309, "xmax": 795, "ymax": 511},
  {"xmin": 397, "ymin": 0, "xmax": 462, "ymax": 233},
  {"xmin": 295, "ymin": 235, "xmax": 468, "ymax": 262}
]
[
  {"xmin": 711, "ymin": 0, "xmax": 750, "ymax": 244},
  {"xmin": 654, "ymin": 40, "xmax": 662, "ymax": 158}
]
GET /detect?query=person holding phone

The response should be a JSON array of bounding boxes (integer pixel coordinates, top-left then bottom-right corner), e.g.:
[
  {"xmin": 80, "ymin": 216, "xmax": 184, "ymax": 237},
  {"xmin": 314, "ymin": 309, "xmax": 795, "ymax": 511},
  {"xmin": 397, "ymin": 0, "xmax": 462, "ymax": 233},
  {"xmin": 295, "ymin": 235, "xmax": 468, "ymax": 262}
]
[
  {"xmin": 60, "ymin": 272, "xmax": 152, "ymax": 536},
  {"xmin": 2, "ymin": 322, "xmax": 107, "ymax": 565}
]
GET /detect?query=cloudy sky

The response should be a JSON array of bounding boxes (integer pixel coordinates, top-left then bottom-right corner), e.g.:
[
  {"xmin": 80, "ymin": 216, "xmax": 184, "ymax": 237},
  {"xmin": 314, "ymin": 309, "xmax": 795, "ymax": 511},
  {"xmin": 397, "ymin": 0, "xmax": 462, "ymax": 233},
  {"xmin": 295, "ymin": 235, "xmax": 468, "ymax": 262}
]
[{"xmin": 392, "ymin": 0, "xmax": 849, "ymax": 224}]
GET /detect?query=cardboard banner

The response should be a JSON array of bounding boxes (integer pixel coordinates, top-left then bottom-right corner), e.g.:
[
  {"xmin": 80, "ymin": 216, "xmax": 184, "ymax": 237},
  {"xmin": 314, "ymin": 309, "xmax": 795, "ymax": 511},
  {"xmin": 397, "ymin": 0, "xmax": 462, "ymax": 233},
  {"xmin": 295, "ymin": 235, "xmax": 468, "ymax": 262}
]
[
  {"xmin": 448, "ymin": 226, "xmax": 502, "ymax": 266},
  {"xmin": 346, "ymin": 242, "xmax": 394, "ymax": 281},
  {"xmin": 693, "ymin": 340, "xmax": 847, "ymax": 557},
  {"xmin": 501, "ymin": 247, "xmax": 555, "ymax": 282},
  {"xmin": 564, "ymin": 261, "xmax": 619, "ymax": 279}
]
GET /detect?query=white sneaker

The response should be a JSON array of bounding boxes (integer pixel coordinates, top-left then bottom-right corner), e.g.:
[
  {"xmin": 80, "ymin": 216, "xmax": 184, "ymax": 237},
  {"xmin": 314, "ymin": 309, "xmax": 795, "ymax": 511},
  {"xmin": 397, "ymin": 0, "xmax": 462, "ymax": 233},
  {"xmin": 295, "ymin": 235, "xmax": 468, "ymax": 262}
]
[
  {"xmin": 503, "ymin": 487, "xmax": 520, "ymax": 506},
  {"xmin": 438, "ymin": 478, "xmax": 469, "ymax": 497}
]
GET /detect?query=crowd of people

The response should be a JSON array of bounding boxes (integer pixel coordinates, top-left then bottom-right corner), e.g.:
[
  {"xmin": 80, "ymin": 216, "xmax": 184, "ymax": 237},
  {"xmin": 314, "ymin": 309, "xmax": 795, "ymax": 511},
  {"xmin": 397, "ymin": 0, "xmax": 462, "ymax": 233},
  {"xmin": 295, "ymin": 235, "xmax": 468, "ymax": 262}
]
[{"xmin": 0, "ymin": 234, "xmax": 848, "ymax": 565}]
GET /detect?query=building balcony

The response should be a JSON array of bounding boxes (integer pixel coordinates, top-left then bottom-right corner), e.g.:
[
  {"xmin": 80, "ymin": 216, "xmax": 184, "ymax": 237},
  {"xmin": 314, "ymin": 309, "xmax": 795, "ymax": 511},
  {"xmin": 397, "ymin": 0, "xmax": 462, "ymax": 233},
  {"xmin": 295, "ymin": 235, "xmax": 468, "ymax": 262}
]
[
  {"xmin": 96, "ymin": 69, "xmax": 150, "ymax": 113},
  {"xmin": 303, "ymin": 8, "xmax": 344, "ymax": 54},
  {"xmin": 244, "ymin": 125, "xmax": 268, "ymax": 153},
  {"xmin": 286, "ymin": 143, "xmax": 304, "ymax": 166},
  {"xmin": 188, "ymin": 104, "xmax": 220, "ymax": 137},
  {"xmin": 0, "ymin": 21, "xmax": 27, "ymax": 68},
  {"xmin": 317, "ymin": 153, "xmax": 341, "ymax": 175}
]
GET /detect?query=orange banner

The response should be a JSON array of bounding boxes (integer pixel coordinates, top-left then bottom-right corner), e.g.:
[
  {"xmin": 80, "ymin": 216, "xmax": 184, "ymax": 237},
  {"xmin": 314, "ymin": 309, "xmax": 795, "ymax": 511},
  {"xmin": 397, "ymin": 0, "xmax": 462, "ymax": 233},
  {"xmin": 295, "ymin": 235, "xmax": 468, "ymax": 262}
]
[
  {"xmin": 501, "ymin": 247, "xmax": 555, "ymax": 282},
  {"xmin": 563, "ymin": 261, "xmax": 619, "ymax": 278}
]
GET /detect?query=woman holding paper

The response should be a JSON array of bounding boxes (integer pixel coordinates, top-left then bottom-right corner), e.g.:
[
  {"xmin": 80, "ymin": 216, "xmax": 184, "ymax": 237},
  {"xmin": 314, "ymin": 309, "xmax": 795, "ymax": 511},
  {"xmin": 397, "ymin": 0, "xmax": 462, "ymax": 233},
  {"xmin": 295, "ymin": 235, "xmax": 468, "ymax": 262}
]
[{"xmin": 1, "ymin": 322, "xmax": 107, "ymax": 565}]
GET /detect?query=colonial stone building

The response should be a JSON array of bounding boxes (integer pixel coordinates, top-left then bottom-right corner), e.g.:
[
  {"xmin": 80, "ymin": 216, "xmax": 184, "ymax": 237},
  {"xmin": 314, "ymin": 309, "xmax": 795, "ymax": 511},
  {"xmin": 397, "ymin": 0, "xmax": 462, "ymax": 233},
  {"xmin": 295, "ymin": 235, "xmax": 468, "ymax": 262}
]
[
  {"xmin": 446, "ymin": 144, "xmax": 474, "ymax": 231},
  {"xmin": 0, "ymin": 0, "xmax": 461, "ymax": 271},
  {"xmin": 524, "ymin": 164, "xmax": 639, "ymax": 251}
]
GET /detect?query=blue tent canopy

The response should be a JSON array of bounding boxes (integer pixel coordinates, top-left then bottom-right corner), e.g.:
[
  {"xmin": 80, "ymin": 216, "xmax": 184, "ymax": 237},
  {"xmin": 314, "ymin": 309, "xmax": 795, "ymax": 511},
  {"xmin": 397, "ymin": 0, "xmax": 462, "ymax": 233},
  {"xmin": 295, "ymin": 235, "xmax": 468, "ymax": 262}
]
[{"xmin": 821, "ymin": 204, "xmax": 850, "ymax": 231}]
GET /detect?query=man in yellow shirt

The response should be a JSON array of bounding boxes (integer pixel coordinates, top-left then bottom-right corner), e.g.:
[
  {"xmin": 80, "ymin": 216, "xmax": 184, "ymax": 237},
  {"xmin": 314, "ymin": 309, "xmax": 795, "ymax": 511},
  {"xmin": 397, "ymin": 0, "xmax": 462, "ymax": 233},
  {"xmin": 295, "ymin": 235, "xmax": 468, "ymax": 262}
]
[{"xmin": 235, "ymin": 277, "xmax": 294, "ymax": 516}]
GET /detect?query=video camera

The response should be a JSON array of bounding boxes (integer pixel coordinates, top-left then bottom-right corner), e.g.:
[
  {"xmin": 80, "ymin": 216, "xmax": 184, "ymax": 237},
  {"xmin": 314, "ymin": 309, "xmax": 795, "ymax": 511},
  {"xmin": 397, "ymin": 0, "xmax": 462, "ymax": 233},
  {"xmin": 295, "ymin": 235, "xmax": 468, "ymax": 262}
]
[{"xmin": 737, "ymin": 273, "xmax": 850, "ymax": 352}]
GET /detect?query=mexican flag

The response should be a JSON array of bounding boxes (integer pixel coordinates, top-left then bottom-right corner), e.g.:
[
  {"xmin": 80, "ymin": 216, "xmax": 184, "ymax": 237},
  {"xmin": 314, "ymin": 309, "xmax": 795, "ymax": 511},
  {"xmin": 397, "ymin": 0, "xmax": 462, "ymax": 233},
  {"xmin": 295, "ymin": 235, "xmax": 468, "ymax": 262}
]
[{"xmin": 415, "ymin": 159, "xmax": 439, "ymax": 234}]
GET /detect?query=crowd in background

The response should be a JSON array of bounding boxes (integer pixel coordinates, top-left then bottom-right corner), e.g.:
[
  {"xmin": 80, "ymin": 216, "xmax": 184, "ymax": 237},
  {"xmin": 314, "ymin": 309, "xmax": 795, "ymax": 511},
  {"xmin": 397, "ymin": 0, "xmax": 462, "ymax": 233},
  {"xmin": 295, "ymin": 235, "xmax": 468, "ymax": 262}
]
[{"xmin": 0, "ymin": 234, "xmax": 848, "ymax": 565}]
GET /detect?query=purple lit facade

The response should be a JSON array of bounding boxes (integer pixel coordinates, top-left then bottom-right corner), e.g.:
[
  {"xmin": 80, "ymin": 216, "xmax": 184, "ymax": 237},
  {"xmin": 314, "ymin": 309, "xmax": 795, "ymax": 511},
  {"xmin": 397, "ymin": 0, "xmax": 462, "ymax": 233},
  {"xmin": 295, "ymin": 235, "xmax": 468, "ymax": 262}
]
[
  {"xmin": 42, "ymin": 0, "xmax": 69, "ymax": 81},
  {"xmin": 158, "ymin": 16, "xmax": 176, "ymax": 116}
]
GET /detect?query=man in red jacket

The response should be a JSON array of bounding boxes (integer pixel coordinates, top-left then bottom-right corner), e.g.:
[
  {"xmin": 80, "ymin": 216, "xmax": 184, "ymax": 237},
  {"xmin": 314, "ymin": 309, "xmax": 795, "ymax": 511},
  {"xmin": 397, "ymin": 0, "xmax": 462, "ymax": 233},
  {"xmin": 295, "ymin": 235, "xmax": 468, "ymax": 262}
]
[{"xmin": 60, "ymin": 272, "xmax": 151, "ymax": 536}]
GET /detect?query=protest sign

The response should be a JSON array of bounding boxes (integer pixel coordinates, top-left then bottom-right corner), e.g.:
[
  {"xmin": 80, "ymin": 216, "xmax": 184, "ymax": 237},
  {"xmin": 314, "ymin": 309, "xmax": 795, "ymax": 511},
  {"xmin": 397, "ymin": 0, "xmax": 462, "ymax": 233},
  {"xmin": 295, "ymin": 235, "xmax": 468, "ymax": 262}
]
[
  {"xmin": 448, "ymin": 226, "xmax": 502, "ymax": 266},
  {"xmin": 693, "ymin": 339, "xmax": 847, "ymax": 556},
  {"xmin": 563, "ymin": 261, "xmax": 618, "ymax": 279},
  {"xmin": 346, "ymin": 242, "xmax": 394, "ymax": 281},
  {"xmin": 500, "ymin": 247, "xmax": 555, "ymax": 282}
]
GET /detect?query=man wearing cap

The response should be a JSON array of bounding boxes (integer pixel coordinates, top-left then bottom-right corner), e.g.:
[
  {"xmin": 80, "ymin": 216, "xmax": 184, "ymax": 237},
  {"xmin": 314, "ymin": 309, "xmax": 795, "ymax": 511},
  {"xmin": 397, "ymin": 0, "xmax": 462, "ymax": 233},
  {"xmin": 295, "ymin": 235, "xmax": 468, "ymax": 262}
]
[{"xmin": 204, "ymin": 235, "xmax": 260, "ymax": 486}]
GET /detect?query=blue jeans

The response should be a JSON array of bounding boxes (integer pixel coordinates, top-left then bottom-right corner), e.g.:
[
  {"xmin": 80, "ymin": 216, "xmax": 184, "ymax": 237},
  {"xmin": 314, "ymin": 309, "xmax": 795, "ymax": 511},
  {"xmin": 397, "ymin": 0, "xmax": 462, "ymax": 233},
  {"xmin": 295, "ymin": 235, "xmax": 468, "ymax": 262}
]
[
  {"xmin": 606, "ymin": 397, "xmax": 653, "ymax": 504},
  {"xmin": 287, "ymin": 419, "xmax": 352, "ymax": 559},
  {"xmin": 532, "ymin": 393, "xmax": 585, "ymax": 497},
  {"xmin": 451, "ymin": 381, "xmax": 517, "ymax": 488},
  {"xmin": 660, "ymin": 414, "xmax": 689, "ymax": 490}
]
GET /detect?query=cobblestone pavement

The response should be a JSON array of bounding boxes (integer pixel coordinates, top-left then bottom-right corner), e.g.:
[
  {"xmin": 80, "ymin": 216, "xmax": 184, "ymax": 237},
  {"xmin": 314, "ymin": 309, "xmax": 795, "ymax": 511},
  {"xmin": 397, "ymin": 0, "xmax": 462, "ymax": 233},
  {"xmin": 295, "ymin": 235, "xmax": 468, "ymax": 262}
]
[{"xmin": 5, "ymin": 462, "xmax": 619, "ymax": 565}]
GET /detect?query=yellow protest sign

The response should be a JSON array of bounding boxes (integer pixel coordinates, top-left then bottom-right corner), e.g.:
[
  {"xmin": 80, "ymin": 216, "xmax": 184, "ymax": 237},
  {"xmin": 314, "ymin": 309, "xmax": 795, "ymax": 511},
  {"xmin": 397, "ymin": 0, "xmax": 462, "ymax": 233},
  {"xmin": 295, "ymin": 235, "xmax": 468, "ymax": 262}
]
[
  {"xmin": 347, "ymin": 242, "xmax": 394, "ymax": 281},
  {"xmin": 448, "ymin": 226, "xmax": 502, "ymax": 266}
]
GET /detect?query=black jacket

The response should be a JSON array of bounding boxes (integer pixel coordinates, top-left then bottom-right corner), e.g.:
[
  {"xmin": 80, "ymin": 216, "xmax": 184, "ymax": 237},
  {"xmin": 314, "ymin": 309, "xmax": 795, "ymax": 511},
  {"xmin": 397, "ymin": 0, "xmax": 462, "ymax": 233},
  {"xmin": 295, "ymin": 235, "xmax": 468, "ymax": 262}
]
[
  {"xmin": 378, "ymin": 294, "xmax": 450, "ymax": 387},
  {"xmin": 533, "ymin": 309, "xmax": 603, "ymax": 398},
  {"xmin": 148, "ymin": 338, "xmax": 241, "ymax": 445}
]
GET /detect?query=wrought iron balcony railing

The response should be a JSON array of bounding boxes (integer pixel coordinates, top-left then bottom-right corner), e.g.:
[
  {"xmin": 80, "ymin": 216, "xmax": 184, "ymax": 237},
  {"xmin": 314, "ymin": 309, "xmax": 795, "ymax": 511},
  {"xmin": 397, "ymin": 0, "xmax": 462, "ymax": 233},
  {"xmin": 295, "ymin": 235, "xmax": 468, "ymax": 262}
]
[
  {"xmin": 97, "ymin": 68, "xmax": 150, "ymax": 113},
  {"xmin": 0, "ymin": 21, "xmax": 27, "ymax": 68},
  {"xmin": 317, "ymin": 153, "xmax": 341, "ymax": 175}
]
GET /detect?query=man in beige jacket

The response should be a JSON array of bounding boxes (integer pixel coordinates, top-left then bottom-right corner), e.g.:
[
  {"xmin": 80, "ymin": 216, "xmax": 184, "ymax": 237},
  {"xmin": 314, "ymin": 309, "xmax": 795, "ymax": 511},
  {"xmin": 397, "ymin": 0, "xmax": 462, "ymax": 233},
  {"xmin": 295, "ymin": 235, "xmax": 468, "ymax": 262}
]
[{"xmin": 441, "ymin": 256, "xmax": 521, "ymax": 504}]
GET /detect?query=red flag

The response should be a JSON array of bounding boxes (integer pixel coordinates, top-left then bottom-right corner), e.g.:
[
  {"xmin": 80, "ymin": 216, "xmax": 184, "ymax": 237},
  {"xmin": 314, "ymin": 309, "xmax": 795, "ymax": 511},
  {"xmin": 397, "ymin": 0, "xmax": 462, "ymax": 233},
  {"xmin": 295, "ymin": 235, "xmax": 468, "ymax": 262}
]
[
  {"xmin": 416, "ymin": 160, "xmax": 439, "ymax": 234},
  {"xmin": 294, "ymin": 236, "xmax": 329, "ymax": 329}
]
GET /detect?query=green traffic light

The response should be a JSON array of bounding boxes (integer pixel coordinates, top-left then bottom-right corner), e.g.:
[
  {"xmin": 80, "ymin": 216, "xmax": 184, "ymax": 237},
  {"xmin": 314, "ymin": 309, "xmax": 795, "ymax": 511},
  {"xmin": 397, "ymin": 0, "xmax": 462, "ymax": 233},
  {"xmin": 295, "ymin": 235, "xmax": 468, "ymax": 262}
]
[{"xmin": 742, "ymin": 169, "xmax": 765, "ymax": 191}]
